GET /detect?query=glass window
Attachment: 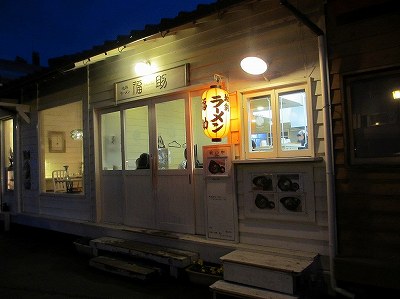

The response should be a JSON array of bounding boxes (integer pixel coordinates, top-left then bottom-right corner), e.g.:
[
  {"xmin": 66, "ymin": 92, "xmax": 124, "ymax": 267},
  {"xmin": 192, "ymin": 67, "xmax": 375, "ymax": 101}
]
[
  {"xmin": 155, "ymin": 99, "xmax": 187, "ymax": 170},
  {"xmin": 248, "ymin": 94, "xmax": 274, "ymax": 152},
  {"xmin": 101, "ymin": 111, "xmax": 122, "ymax": 170},
  {"xmin": 245, "ymin": 85, "xmax": 311, "ymax": 158},
  {"xmin": 345, "ymin": 68, "xmax": 400, "ymax": 164},
  {"xmin": 278, "ymin": 89, "xmax": 308, "ymax": 151},
  {"xmin": 3, "ymin": 119, "xmax": 14, "ymax": 190},
  {"xmin": 191, "ymin": 95, "xmax": 228, "ymax": 168},
  {"xmin": 40, "ymin": 102, "xmax": 84, "ymax": 193},
  {"xmin": 125, "ymin": 106, "xmax": 149, "ymax": 170}
]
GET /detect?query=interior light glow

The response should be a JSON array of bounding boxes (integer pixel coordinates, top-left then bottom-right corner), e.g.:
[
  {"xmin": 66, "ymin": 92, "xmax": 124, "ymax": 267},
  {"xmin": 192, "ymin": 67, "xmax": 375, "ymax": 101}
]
[
  {"xmin": 392, "ymin": 89, "xmax": 400, "ymax": 99},
  {"xmin": 240, "ymin": 56, "xmax": 268, "ymax": 75},
  {"xmin": 70, "ymin": 129, "xmax": 83, "ymax": 140}
]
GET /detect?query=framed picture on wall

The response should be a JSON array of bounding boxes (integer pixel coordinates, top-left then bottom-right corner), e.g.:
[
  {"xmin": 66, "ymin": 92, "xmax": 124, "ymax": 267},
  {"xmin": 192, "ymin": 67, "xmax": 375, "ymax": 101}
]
[{"xmin": 48, "ymin": 131, "xmax": 66, "ymax": 153}]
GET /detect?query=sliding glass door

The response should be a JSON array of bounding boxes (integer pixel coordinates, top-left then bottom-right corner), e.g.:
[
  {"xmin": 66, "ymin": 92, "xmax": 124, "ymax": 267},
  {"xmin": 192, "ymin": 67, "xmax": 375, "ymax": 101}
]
[{"xmin": 100, "ymin": 93, "xmax": 195, "ymax": 234}]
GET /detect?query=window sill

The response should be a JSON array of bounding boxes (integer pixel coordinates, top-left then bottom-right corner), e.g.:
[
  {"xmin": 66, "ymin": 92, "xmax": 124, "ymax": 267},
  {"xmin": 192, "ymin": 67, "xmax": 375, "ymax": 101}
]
[
  {"xmin": 233, "ymin": 157, "xmax": 323, "ymax": 164},
  {"xmin": 40, "ymin": 192, "xmax": 85, "ymax": 198}
]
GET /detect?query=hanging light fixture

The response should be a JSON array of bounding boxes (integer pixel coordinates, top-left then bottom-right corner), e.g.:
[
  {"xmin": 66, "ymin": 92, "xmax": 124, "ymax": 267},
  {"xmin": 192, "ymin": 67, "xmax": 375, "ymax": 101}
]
[
  {"xmin": 240, "ymin": 56, "xmax": 268, "ymax": 75},
  {"xmin": 202, "ymin": 75, "xmax": 230, "ymax": 142},
  {"xmin": 70, "ymin": 129, "xmax": 83, "ymax": 140}
]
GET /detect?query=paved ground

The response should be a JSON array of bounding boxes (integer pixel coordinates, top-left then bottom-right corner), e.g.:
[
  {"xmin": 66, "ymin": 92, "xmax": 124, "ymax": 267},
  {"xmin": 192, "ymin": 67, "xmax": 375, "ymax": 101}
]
[
  {"xmin": 1, "ymin": 224, "xmax": 398, "ymax": 299},
  {"xmin": 0, "ymin": 225, "xmax": 213, "ymax": 299}
]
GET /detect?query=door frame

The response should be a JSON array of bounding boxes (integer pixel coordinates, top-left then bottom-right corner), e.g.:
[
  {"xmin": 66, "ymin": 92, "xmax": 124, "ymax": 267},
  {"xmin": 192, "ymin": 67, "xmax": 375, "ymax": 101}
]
[{"xmin": 98, "ymin": 91, "xmax": 196, "ymax": 233}]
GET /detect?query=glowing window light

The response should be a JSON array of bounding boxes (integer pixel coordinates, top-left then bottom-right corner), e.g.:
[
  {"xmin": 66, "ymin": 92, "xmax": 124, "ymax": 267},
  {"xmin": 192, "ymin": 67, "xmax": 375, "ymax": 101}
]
[{"xmin": 392, "ymin": 89, "xmax": 400, "ymax": 99}]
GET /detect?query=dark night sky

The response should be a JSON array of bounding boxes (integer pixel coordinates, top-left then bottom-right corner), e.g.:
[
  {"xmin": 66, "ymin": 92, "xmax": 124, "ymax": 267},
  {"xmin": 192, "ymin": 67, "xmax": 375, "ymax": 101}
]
[{"xmin": 0, "ymin": 0, "xmax": 216, "ymax": 66}]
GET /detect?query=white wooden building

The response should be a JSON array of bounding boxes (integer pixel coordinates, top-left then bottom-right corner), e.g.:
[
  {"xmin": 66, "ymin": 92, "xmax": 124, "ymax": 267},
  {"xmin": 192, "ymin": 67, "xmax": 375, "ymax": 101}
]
[{"xmin": 0, "ymin": 0, "xmax": 342, "ymax": 296}]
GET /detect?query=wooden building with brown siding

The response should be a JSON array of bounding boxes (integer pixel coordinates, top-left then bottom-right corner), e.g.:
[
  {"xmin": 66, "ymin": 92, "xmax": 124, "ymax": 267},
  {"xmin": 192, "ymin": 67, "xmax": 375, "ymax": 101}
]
[{"xmin": 326, "ymin": 0, "xmax": 400, "ymax": 291}]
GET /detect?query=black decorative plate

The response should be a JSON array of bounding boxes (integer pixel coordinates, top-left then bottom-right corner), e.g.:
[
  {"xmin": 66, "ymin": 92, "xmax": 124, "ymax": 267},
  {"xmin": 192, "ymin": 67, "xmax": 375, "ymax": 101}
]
[
  {"xmin": 277, "ymin": 176, "xmax": 292, "ymax": 191},
  {"xmin": 280, "ymin": 197, "xmax": 301, "ymax": 211},
  {"xmin": 255, "ymin": 194, "xmax": 275, "ymax": 209},
  {"xmin": 252, "ymin": 176, "xmax": 272, "ymax": 190}
]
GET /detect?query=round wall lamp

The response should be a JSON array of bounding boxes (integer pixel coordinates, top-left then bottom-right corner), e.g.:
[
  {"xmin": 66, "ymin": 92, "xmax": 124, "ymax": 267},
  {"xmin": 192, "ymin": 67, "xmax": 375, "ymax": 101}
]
[
  {"xmin": 240, "ymin": 56, "xmax": 268, "ymax": 75},
  {"xmin": 135, "ymin": 61, "xmax": 152, "ymax": 76}
]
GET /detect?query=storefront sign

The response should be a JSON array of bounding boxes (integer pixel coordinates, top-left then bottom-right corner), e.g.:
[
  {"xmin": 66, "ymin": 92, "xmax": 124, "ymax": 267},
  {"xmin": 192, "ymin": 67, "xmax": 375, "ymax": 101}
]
[
  {"xmin": 115, "ymin": 64, "xmax": 189, "ymax": 102},
  {"xmin": 203, "ymin": 144, "xmax": 238, "ymax": 242}
]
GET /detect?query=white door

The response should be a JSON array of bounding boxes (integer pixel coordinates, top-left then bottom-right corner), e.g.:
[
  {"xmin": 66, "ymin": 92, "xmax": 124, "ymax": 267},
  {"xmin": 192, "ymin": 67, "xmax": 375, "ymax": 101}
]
[
  {"xmin": 123, "ymin": 104, "xmax": 155, "ymax": 229},
  {"xmin": 154, "ymin": 98, "xmax": 194, "ymax": 233},
  {"xmin": 100, "ymin": 94, "xmax": 194, "ymax": 234}
]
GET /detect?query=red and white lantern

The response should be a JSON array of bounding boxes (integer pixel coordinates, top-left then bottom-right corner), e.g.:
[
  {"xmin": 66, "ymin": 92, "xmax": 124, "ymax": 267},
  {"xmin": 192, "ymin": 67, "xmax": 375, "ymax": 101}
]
[{"xmin": 202, "ymin": 85, "xmax": 230, "ymax": 142}]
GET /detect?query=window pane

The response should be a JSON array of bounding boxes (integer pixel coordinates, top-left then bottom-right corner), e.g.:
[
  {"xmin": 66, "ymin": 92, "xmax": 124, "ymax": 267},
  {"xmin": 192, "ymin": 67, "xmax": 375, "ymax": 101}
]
[
  {"xmin": 278, "ymin": 90, "xmax": 308, "ymax": 151},
  {"xmin": 248, "ymin": 95, "xmax": 274, "ymax": 152},
  {"xmin": 156, "ymin": 99, "xmax": 186, "ymax": 170},
  {"xmin": 125, "ymin": 106, "xmax": 149, "ymax": 170},
  {"xmin": 40, "ymin": 102, "xmax": 83, "ymax": 192},
  {"xmin": 348, "ymin": 70, "xmax": 400, "ymax": 160},
  {"xmin": 101, "ymin": 111, "xmax": 122, "ymax": 170},
  {"xmin": 191, "ymin": 95, "xmax": 227, "ymax": 168},
  {"xmin": 3, "ymin": 119, "xmax": 14, "ymax": 190}
]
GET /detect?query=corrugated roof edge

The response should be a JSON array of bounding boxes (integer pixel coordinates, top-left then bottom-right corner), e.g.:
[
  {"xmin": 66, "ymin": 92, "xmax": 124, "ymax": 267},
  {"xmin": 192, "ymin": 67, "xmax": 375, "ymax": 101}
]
[{"xmin": 48, "ymin": 0, "xmax": 245, "ymax": 68}]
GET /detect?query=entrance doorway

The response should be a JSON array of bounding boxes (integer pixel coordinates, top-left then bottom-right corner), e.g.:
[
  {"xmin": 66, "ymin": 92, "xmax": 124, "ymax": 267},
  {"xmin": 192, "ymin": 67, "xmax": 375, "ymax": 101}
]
[{"xmin": 100, "ymin": 93, "xmax": 195, "ymax": 234}]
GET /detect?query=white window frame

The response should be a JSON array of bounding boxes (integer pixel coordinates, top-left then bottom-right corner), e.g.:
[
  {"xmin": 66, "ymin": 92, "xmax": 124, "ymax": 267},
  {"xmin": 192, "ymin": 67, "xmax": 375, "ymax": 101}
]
[
  {"xmin": 39, "ymin": 100, "xmax": 84, "ymax": 194},
  {"xmin": 243, "ymin": 82, "xmax": 314, "ymax": 159}
]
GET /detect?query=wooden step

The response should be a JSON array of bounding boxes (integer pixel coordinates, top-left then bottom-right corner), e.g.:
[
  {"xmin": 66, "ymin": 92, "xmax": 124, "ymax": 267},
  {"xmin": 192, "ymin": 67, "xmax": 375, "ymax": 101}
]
[
  {"xmin": 210, "ymin": 280, "xmax": 299, "ymax": 299},
  {"xmin": 220, "ymin": 250, "xmax": 315, "ymax": 295},
  {"xmin": 90, "ymin": 256, "xmax": 159, "ymax": 280},
  {"xmin": 90, "ymin": 237, "xmax": 199, "ymax": 277}
]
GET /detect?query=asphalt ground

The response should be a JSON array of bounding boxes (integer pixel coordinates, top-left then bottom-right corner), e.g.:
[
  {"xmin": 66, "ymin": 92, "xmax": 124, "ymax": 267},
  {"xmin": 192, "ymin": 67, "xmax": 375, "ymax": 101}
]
[
  {"xmin": 0, "ymin": 224, "xmax": 213, "ymax": 299},
  {"xmin": 1, "ymin": 224, "xmax": 398, "ymax": 299}
]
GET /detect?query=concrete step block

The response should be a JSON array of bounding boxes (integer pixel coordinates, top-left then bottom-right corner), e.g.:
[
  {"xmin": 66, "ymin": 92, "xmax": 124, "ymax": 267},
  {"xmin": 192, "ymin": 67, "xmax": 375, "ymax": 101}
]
[
  {"xmin": 90, "ymin": 255, "xmax": 159, "ymax": 280},
  {"xmin": 90, "ymin": 236, "xmax": 199, "ymax": 278},
  {"xmin": 220, "ymin": 250, "xmax": 315, "ymax": 294},
  {"xmin": 210, "ymin": 280, "xmax": 299, "ymax": 299}
]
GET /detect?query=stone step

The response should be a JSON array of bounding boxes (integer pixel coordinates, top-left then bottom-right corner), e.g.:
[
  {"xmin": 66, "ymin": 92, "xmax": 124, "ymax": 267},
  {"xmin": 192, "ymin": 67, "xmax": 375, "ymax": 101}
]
[
  {"xmin": 220, "ymin": 250, "xmax": 315, "ymax": 295},
  {"xmin": 90, "ymin": 237, "xmax": 199, "ymax": 277},
  {"xmin": 210, "ymin": 280, "xmax": 299, "ymax": 299},
  {"xmin": 90, "ymin": 256, "xmax": 159, "ymax": 280}
]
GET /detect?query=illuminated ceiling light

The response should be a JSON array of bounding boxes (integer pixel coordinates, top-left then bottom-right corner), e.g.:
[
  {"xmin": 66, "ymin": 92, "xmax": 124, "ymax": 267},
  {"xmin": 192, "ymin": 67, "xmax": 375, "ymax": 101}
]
[
  {"xmin": 135, "ymin": 61, "xmax": 152, "ymax": 76},
  {"xmin": 392, "ymin": 89, "xmax": 400, "ymax": 99},
  {"xmin": 240, "ymin": 56, "xmax": 268, "ymax": 75},
  {"xmin": 202, "ymin": 75, "xmax": 230, "ymax": 142}
]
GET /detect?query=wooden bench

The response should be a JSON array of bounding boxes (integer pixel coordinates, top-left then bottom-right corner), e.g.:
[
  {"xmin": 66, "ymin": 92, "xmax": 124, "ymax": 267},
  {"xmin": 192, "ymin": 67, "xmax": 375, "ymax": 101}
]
[
  {"xmin": 210, "ymin": 280, "xmax": 299, "ymax": 299},
  {"xmin": 90, "ymin": 237, "xmax": 198, "ymax": 278}
]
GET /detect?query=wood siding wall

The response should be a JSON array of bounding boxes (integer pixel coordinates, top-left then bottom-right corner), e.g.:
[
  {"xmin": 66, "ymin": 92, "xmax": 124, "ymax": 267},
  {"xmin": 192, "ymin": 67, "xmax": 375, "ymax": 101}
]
[
  {"xmin": 326, "ymin": 1, "xmax": 400, "ymax": 289},
  {"xmin": 18, "ymin": 70, "xmax": 92, "ymax": 221},
  {"xmin": 12, "ymin": 0, "xmax": 327, "ymax": 255},
  {"xmin": 234, "ymin": 76, "xmax": 329, "ymax": 256},
  {"xmin": 87, "ymin": 0, "xmax": 322, "ymax": 109}
]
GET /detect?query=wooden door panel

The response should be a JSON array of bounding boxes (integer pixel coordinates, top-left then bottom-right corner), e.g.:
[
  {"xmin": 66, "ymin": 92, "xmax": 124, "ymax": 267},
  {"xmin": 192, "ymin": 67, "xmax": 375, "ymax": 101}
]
[
  {"xmin": 124, "ymin": 173, "xmax": 155, "ymax": 228},
  {"xmin": 157, "ymin": 174, "xmax": 195, "ymax": 234}
]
